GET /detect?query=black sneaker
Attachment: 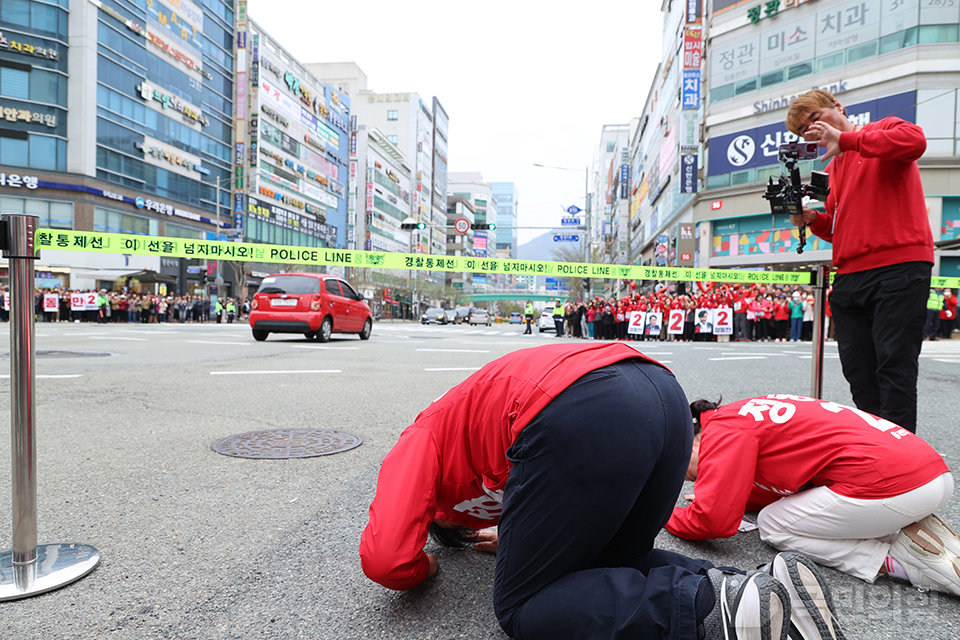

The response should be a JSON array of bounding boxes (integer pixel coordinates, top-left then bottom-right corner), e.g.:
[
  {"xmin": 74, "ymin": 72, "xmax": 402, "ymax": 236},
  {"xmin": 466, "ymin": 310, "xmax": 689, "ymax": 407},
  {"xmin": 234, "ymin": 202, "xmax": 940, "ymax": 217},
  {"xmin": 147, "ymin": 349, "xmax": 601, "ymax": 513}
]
[
  {"xmin": 768, "ymin": 553, "xmax": 845, "ymax": 640},
  {"xmin": 699, "ymin": 569, "xmax": 790, "ymax": 640}
]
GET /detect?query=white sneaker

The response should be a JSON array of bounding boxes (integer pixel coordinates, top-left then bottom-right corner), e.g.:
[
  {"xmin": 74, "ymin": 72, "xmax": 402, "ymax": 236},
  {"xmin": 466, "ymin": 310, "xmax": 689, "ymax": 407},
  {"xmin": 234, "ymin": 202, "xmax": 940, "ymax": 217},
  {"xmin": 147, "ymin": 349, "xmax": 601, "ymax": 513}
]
[
  {"xmin": 889, "ymin": 526, "xmax": 960, "ymax": 596},
  {"xmin": 910, "ymin": 514, "xmax": 960, "ymax": 557},
  {"xmin": 768, "ymin": 553, "xmax": 845, "ymax": 640},
  {"xmin": 701, "ymin": 569, "xmax": 790, "ymax": 640}
]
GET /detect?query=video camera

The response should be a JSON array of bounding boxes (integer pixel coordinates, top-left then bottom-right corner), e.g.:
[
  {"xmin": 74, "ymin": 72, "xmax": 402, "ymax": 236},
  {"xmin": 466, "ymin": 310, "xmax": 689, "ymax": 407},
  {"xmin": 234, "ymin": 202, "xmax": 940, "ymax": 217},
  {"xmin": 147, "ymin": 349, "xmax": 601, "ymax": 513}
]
[{"xmin": 762, "ymin": 142, "xmax": 830, "ymax": 254}]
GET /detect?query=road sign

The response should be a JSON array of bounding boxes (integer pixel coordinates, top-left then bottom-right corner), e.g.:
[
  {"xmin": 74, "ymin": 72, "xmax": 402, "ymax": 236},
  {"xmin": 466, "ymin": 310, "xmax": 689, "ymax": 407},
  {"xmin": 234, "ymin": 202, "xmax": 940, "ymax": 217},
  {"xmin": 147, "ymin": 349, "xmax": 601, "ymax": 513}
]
[
  {"xmin": 455, "ymin": 218, "xmax": 469, "ymax": 234},
  {"xmin": 553, "ymin": 234, "xmax": 580, "ymax": 242},
  {"xmin": 561, "ymin": 217, "xmax": 581, "ymax": 227},
  {"xmin": 565, "ymin": 205, "xmax": 582, "ymax": 215}
]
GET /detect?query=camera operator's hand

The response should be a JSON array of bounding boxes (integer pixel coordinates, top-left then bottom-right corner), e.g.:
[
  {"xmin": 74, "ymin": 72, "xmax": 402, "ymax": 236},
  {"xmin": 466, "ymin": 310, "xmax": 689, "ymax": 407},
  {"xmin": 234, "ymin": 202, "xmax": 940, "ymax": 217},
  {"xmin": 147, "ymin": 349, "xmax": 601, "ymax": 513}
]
[
  {"xmin": 805, "ymin": 120, "xmax": 842, "ymax": 161},
  {"xmin": 790, "ymin": 207, "xmax": 818, "ymax": 228}
]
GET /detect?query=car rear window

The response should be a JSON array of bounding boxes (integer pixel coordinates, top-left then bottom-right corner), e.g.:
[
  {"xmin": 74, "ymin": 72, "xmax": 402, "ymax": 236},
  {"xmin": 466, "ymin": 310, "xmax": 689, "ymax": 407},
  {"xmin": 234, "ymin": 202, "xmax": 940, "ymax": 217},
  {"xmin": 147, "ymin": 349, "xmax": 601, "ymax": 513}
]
[{"xmin": 257, "ymin": 276, "xmax": 321, "ymax": 295}]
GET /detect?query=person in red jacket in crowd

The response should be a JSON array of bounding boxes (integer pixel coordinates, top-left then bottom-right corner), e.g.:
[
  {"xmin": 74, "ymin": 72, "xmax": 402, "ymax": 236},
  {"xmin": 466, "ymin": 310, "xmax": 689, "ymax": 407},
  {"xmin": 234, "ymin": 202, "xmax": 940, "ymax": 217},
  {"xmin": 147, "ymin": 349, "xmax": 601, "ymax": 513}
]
[
  {"xmin": 941, "ymin": 288, "xmax": 957, "ymax": 339},
  {"xmin": 668, "ymin": 394, "xmax": 960, "ymax": 596},
  {"xmin": 359, "ymin": 343, "xmax": 843, "ymax": 640},
  {"xmin": 786, "ymin": 89, "xmax": 933, "ymax": 433}
]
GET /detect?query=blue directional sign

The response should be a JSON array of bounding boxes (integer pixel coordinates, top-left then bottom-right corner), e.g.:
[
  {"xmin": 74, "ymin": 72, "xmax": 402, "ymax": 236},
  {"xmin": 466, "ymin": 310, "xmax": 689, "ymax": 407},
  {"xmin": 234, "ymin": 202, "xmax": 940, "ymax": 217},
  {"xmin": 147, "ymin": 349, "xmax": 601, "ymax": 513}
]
[
  {"xmin": 553, "ymin": 234, "xmax": 580, "ymax": 242},
  {"xmin": 561, "ymin": 217, "xmax": 582, "ymax": 227},
  {"xmin": 565, "ymin": 205, "xmax": 582, "ymax": 215}
]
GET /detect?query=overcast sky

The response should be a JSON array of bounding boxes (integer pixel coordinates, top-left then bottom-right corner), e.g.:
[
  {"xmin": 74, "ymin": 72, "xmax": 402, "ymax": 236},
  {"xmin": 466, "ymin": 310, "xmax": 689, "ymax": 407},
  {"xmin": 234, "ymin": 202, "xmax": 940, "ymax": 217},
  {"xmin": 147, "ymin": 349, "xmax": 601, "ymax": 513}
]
[{"xmin": 247, "ymin": 0, "xmax": 666, "ymax": 244}]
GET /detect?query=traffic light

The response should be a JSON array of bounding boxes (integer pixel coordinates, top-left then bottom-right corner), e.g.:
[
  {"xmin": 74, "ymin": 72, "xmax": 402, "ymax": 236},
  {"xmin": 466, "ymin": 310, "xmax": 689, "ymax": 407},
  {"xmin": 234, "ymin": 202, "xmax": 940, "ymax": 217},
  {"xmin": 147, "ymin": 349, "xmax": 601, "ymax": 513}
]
[
  {"xmin": 470, "ymin": 223, "xmax": 496, "ymax": 230},
  {"xmin": 400, "ymin": 221, "xmax": 426, "ymax": 230}
]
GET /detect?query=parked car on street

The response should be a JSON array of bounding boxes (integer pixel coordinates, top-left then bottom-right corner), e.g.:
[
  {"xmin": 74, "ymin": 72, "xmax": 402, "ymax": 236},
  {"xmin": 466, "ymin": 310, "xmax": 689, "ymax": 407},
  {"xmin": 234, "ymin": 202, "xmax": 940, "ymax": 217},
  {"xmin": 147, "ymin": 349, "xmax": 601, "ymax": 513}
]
[
  {"xmin": 538, "ymin": 306, "xmax": 556, "ymax": 333},
  {"xmin": 468, "ymin": 308, "xmax": 491, "ymax": 326},
  {"xmin": 421, "ymin": 308, "xmax": 449, "ymax": 325},
  {"xmin": 249, "ymin": 273, "xmax": 372, "ymax": 342},
  {"xmin": 509, "ymin": 312, "xmax": 522, "ymax": 324}
]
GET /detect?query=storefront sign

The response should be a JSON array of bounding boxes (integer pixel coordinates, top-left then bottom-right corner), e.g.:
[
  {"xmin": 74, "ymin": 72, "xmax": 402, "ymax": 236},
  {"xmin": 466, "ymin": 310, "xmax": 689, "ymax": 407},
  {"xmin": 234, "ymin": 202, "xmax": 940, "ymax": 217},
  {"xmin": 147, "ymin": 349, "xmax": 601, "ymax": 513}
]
[
  {"xmin": 0, "ymin": 173, "xmax": 39, "ymax": 189},
  {"xmin": 686, "ymin": 0, "xmax": 702, "ymax": 23},
  {"xmin": 681, "ymin": 70, "xmax": 700, "ymax": 110},
  {"xmin": 260, "ymin": 103, "xmax": 288, "ymax": 127},
  {"xmin": 683, "ymin": 27, "xmax": 702, "ymax": 69},
  {"xmin": 753, "ymin": 79, "xmax": 846, "ymax": 115},
  {"xmin": 146, "ymin": 0, "xmax": 204, "ymax": 53},
  {"xmin": 0, "ymin": 31, "xmax": 59, "ymax": 60},
  {"xmin": 680, "ymin": 154, "xmax": 698, "ymax": 194},
  {"xmin": 709, "ymin": 90, "xmax": 915, "ymax": 176},
  {"xmin": 134, "ymin": 139, "xmax": 203, "ymax": 174},
  {"xmin": 136, "ymin": 82, "xmax": 209, "ymax": 126},
  {"xmin": 247, "ymin": 195, "xmax": 335, "ymax": 244},
  {"xmin": 145, "ymin": 26, "xmax": 209, "ymax": 79},
  {"xmin": 1, "ymin": 105, "xmax": 57, "ymax": 128}
]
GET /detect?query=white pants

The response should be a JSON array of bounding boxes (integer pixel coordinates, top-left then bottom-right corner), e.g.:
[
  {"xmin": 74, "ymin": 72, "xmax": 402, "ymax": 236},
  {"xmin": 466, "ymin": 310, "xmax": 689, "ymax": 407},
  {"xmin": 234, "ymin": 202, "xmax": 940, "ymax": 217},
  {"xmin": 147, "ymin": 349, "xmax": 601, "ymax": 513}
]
[{"xmin": 757, "ymin": 473, "xmax": 954, "ymax": 582}]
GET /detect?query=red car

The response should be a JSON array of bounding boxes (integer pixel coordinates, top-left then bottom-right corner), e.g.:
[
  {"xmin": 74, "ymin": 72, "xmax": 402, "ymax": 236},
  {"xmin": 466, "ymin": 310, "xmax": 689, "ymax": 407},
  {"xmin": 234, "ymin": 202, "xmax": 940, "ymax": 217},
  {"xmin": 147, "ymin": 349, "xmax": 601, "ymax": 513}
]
[{"xmin": 250, "ymin": 273, "xmax": 372, "ymax": 342}]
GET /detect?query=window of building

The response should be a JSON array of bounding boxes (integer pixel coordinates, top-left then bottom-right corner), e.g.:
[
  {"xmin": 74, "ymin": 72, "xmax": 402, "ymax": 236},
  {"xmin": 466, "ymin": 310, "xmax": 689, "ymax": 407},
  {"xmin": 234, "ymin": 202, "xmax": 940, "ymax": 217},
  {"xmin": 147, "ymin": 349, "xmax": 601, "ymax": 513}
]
[
  {"xmin": 0, "ymin": 133, "xmax": 65, "ymax": 171},
  {"xmin": 0, "ymin": 67, "xmax": 29, "ymax": 99},
  {"xmin": 606, "ymin": 142, "xmax": 616, "ymax": 153},
  {"xmin": 759, "ymin": 70, "xmax": 783, "ymax": 89},
  {"xmin": 919, "ymin": 24, "xmax": 959, "ymax": 44},
  {"xmin": 0, "ymin": 196, "xmax": 72, "ymax": 229},
  {"xmin": 846, "ymin": 40, "xmax": 878, "ymax": 64},
  {"xmin": 387, "ymin": 110, "xmax": 398, "ymax": 121},
  {"xmin": 164, "ymin": 222, "xmax": 203, "ymax": 239},
  {"xmin": 387, "ymin": 135, "xmax": 398, "ymax": 145},
  {"xmin": 94, "ymin": 207, "xmax": 158, "ymax": 236},
  {"xmin": 787, "ymin": 62, "xmax": 813, "ymax": 81}
]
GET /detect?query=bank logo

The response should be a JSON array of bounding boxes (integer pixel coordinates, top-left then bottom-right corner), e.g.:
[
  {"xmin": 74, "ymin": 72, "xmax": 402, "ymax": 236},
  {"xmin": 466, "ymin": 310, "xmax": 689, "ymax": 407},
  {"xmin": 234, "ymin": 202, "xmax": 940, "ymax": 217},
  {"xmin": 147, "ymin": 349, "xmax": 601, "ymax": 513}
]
[
  {"xmin": 727, "ymin": 135, "xmax": 755, "ymax": 167},
  {"xmin": 135, "ymin": 197, "xmax": 145, "ymax": 209}
]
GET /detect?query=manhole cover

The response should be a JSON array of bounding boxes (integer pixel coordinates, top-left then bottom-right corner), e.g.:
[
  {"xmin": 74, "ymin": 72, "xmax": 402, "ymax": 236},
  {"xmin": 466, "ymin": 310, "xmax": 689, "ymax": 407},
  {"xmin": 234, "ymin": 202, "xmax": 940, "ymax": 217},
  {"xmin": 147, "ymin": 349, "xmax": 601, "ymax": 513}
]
[
  {"xmin": 0, "ymin": 350, "xmax": 114, "ymax": 358},
  {"xmin": 211, "ymin": 428, "xmax": 363, "ymax": 459}
]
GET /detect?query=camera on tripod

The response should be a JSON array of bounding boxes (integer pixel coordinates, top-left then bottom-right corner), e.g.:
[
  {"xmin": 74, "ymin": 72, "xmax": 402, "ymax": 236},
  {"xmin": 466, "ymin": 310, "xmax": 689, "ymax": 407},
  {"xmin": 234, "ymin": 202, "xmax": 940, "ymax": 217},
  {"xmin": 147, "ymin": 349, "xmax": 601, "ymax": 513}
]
[{"xmin": 762, "ymin": 142, "xmax": 830, "ymax": 254}]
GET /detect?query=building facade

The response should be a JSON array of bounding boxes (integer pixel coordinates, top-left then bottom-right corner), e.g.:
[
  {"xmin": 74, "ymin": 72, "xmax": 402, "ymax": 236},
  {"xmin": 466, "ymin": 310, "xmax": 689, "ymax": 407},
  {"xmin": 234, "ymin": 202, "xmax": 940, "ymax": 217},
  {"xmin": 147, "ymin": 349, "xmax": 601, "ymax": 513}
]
[
  {"xmin": 239, "ymin": 19, "xmax": 350, "ymax": 263},
  {"xmin": 0, "ymin": 0, "xmax": 237, "ymax": 293},
  {"xmin": 490, "ymin": 181, "xmax": 518, "ymax": 259},
  {"xmin": 447, "ymin": 172, "xmax": 498, "ymax": 291},
  {"xmin": 697, "ymin": 0, "xmax": 960, "ymax": 275}
]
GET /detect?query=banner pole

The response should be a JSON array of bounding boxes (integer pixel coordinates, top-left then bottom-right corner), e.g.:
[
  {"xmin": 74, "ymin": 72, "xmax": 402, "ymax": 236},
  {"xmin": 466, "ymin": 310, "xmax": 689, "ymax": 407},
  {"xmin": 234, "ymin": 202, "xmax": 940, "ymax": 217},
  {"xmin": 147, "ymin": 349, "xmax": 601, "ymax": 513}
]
[
  {"xmin": 0, "ymin": 214, "xmax": 100, "ymax": 601},
  {"xmin": 810, "ymin": 266, "xmax": 829, "ymax": 399}
]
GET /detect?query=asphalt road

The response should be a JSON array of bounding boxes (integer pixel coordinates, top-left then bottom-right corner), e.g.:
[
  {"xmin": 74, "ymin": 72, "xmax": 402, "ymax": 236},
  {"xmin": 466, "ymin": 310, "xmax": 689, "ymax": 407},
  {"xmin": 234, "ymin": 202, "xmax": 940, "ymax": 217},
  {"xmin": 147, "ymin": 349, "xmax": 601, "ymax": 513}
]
[{"xmin": 0, "ymin": 319, "xmax": 958, "ymax": 639}]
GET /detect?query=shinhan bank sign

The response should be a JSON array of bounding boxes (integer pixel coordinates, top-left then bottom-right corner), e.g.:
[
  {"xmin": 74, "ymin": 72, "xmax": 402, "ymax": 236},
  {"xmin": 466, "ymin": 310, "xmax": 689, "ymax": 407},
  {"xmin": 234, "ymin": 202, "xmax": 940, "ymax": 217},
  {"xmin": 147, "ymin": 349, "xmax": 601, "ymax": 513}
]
[{"xmin": 707, "ymin": 91, "xmax": 915, "ymax": 177}]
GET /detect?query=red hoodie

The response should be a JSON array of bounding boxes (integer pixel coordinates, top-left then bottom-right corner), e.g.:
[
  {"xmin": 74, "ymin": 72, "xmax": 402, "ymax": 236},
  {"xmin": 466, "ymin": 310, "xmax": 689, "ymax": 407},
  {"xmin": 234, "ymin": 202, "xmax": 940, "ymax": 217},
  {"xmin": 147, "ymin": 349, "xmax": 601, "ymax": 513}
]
[
  {"xmin": 808, "ymin": 117, "xmax": 933, "ymax": 274},
  {"xmin": 666, "ymin": 395, "xmax": 948, "ymax": 541},
  {"xmin": 360, "ymin": 343, "xmax": 666, "ymax": 590}
]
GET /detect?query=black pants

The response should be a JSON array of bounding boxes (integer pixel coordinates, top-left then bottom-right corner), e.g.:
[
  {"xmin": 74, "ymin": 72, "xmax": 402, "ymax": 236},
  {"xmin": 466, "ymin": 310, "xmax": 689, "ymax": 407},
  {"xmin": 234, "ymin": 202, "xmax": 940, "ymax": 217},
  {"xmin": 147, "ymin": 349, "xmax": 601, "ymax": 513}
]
[
  {"xmin": 494, "ymin": 360, "xmax": 712, "ymax": 640},
  {"xmin": 830, "ymin": 261, "xmax": 930, "ymax": 433}
]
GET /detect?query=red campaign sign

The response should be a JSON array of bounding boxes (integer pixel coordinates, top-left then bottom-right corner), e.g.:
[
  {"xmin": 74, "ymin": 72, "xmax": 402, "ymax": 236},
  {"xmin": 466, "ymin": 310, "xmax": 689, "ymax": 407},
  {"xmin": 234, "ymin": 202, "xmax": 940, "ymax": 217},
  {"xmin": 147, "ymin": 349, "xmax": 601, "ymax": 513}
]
[
  {"xmin": 683, "ymin": 27, "xmax": 702, "ymax": 69},
  {"xmin": 668, "ymin": 309, "xmax": 685, "ymax": 335},
  {"xmin": 42, "ymin": 293, "xmax": 59, "ymax": 312}
]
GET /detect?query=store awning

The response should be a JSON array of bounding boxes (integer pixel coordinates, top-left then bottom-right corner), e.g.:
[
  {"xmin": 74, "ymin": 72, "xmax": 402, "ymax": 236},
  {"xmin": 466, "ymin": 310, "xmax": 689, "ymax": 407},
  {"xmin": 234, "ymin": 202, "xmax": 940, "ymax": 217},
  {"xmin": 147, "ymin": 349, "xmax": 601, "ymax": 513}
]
[{"xmin": 119, "ymin": 269, "xmax": 178, "ymax": 284}]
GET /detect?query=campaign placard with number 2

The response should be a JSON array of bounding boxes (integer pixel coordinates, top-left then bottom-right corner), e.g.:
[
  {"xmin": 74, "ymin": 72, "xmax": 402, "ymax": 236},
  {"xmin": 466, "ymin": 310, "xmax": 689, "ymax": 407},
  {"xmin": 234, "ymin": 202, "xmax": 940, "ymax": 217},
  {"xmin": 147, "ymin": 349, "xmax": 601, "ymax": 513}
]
[
  {"xmin": 668, "ymin": 309, "xmax": 685, "ymax": 335},
  {"xmin": 714, "ymin": 306, "xmax": 733, "ymax": 335},
  {"xmin": 627, "ymin": 311, "xmax": 645, "ymax": 335}
]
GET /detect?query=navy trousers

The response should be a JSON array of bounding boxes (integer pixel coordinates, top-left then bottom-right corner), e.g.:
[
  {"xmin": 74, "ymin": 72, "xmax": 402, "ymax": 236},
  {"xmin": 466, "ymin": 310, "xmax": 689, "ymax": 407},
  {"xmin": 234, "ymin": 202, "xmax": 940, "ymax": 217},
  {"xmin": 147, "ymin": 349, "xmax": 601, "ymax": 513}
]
[{"xmin": 493, "ymin": 360, "xmax": 713, "ymax": 640}]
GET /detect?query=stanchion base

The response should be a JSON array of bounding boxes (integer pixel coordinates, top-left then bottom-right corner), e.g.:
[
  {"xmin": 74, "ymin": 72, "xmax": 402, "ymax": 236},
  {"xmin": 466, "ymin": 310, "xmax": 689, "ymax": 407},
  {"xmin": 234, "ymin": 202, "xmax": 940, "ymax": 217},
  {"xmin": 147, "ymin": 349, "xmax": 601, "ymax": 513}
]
[{"xmin": 0, "ymin": 543, "xmax": 99, "ymax": 601}]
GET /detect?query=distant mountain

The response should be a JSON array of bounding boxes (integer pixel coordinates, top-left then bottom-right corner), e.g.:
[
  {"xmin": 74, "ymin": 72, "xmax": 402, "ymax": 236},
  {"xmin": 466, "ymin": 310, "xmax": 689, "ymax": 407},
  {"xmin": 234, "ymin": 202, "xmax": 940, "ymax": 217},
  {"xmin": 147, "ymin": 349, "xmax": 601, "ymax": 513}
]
[{"xmin": 518, "ymin": 230, "xmax": 584, "ymax": 263}]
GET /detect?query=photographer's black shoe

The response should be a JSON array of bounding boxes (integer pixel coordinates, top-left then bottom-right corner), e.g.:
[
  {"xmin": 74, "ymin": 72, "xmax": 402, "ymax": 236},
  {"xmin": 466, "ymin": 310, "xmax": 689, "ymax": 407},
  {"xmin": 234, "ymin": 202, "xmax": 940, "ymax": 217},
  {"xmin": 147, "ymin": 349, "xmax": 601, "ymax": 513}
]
[{"xmin": 699, "ymin": 569, "xmax": 790, "ymax": 639}]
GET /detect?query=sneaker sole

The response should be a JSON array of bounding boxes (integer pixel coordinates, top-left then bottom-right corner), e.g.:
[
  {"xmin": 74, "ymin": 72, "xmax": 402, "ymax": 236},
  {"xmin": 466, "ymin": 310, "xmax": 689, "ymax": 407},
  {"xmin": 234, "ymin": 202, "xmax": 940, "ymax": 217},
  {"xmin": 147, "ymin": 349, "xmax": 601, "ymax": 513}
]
[
  {"xmin": 772, "ymin": 553, "xmax": 845, "ymax": 640},
  {"xmin": 730, "ymin": 573, "xmax": 790, "ymax": 640}
]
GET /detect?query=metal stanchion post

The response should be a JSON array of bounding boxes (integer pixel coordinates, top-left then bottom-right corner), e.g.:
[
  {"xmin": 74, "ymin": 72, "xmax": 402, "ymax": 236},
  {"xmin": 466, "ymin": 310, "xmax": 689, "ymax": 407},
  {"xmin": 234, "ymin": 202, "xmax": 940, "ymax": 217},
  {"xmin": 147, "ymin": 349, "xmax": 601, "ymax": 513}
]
[
  {"xmin": 0, "ymin": 214, "xmax": 99, "ymax": 601},
  {"xmin": 810, "ymin": 265, "xmax": 830, "ymax": 399}
]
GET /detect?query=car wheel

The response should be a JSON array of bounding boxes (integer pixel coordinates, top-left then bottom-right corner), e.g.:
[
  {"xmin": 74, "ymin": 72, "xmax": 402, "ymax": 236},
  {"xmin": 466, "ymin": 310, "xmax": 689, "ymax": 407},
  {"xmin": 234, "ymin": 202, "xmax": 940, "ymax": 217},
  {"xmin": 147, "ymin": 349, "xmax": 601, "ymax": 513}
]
[
  {"xmin": 253, "ymin": 330, "xmax": 269, "ymax": 341},
  {"xmin": 539, "ymin": 327, "xmax": 544, "ymax": 333},
  {"xmin": 317, "ymin": 316, "xmax": 333, "ymax": 343},
  {"xmin": 359, "ymin": 318, "xmax": 372, "ymax": 340}
]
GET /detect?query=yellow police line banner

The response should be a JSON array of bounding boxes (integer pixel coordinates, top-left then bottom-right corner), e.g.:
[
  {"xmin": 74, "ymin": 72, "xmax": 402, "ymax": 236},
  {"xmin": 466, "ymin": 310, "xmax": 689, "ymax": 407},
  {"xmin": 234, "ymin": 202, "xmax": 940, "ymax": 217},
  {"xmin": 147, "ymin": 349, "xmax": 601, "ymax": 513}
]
[{"xmin": 36, "ymin": 229, "xmax": 960, "ymax": 288}]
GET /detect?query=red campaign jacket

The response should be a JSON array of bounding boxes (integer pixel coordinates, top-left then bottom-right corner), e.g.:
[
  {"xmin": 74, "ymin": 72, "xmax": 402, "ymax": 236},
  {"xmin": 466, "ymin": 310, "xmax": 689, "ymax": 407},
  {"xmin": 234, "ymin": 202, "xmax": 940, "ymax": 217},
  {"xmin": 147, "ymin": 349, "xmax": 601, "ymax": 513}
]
[
  {"xmin": 942, "ymin": 294, "xmax": 957, "ymax": 321},
  {"xmin": 666, "ymin": 395, "xmax": 949, "ymax": 541},
  {"xmin": 360, "ymin": 343, "xmax": 667, "ymax": 590},
  {"xmin": 808, "ymin": 118, "xmax": 934, "ymax": 274}
]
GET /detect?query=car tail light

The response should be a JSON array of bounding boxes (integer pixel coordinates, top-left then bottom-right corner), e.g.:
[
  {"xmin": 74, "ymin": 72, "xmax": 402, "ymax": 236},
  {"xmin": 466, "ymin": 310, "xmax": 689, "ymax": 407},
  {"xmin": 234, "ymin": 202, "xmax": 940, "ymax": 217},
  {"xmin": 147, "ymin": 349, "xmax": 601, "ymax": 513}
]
[
  {"xmin": 251, "ymin": 298, "xmax": 259, "ymax": 310},
  {"xmin": 310, "ymin": 296, "xmax": 321, "ymax": 311}
]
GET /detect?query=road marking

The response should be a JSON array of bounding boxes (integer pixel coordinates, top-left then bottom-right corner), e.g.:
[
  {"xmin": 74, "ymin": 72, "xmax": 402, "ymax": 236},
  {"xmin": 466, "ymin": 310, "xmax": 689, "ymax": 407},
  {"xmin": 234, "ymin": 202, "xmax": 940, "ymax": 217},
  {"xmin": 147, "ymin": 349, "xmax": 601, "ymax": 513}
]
[
  {"xmin": 188, "ymin": 340, "xmax": 251, "ymax": 346},
  {"xmin": 797, "ymin": 355, "xmax": 840, "ymax": 359},
  {"xmin": 708, "ymin": 356, "xmax": 769, "ymax": 361},
  {"xmin": 424, "ymin": 367, "xmax": 482, "ymax": 372},
  {"xmin": 89, "ymin": 336, "xmax": 147, "ymax": 341},
  {"xmin": 717, "ymin": 352, "xmax": 790, "ymax": 357},
  {"xmin": 932, "ymin": 358, "xmax": 960, "ymax": 363},
  {"xmin": 416, "ymin": 348, "xmax": 490, "ymax": 353},
  {"xmin": 291, "ymin": 345, "xmax": 359, "ymax": 350},
  {"xmin": 210, "ymin": 370, "xmax": 341, "ymax": 375},
  {"xmin": 0, "ymin": 374, "xmax": 83, "ymax": 379}
]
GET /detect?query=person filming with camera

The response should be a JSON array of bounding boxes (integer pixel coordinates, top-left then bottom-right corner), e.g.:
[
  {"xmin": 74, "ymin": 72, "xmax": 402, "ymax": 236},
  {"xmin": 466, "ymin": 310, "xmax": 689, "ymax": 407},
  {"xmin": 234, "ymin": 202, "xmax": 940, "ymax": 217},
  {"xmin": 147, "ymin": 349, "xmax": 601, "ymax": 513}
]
[{"xmin": 785, "ymin": 89, "xmax": 934, "ymax": 433}]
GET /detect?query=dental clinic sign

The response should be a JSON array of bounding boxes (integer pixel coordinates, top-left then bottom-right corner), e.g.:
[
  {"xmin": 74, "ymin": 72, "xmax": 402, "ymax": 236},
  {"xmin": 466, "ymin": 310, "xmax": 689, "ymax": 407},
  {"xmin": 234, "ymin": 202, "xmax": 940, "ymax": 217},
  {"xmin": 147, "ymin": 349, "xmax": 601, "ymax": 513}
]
[{"xmin": 707, "ymin": 90, "xmax": 915, "ymax": 176}]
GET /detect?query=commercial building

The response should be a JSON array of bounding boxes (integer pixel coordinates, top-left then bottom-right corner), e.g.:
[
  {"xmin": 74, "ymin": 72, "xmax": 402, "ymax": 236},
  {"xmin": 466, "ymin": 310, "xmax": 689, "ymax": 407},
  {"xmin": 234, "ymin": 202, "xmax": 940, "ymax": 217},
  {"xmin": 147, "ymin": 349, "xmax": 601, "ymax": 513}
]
[
  {"xmin": 591, "ymin": 124, "xmax": 630, "ymax": 272},
  {"xmin": 490, "ymin": 181, "xmax": 518, "ymax": 259},
  {"xmin": 447, "ymin": 172, "xmax": 498, "ymax": 291},
  {"xmin": 237, "ymin": 19, "xmax": 350, "ymax": 268},
  {"xmin": 697, "ymin": 0, "xmax": 960, "ymax": 273},
  {"xmin": 0, "ymin": 0, "xmax": 237, "ymax": 293},
  {"xmin": 445, "ymin": 194, "xmax": 475, "ymax": 293}
]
